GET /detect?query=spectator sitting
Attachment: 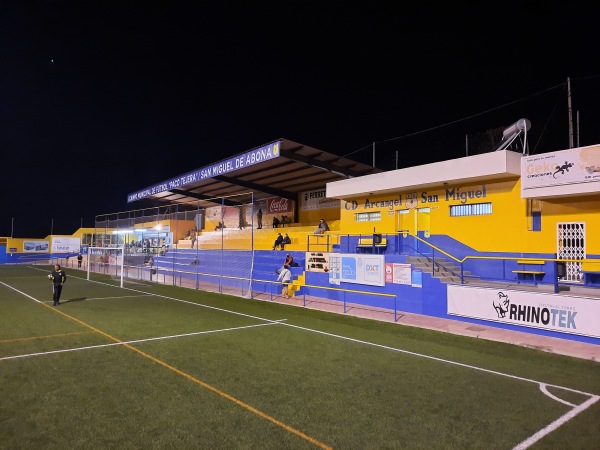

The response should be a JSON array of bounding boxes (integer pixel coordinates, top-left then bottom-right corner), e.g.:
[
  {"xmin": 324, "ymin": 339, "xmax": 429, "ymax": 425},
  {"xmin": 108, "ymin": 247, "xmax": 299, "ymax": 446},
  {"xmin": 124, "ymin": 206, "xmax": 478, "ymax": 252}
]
[
  {"xmin": 272, "ymin": 232, "xmax": 283, "ymax": 250},
  {"xmin": 314, "ymin": 218, "xmax": 330, "ymax": 234},
  {"xmin": 272, "ymin": 216, "xmax": 280, "ymax": 228},
  {"xmin": 276, "ymin": 253, "xmax": 295, "ymax": 274},
  {"xmin": 281, "ymin": 233, "xmax": 291, "ymax": 250},
  {"xmin": 281, "ymin": 215, "xmax": 288, "ymax": 227},
  {"xmin": 190, "ymin": 257, "xmax": 198, "ymax": 265},
  {"xmin": 145, "ymin": 256, "xmax": 154, "ymax": 266},
  {"xmin": 215, "ymin": 221, "xmax": 225, "ymax": 231}
]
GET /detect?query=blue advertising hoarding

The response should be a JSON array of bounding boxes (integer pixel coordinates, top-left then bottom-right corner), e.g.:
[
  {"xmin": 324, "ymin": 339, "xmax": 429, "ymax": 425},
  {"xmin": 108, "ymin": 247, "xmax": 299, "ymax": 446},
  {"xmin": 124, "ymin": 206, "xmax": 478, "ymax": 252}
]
[{"xmin": 127, "ymin": 141, "xmax": 282, "ymax": 203}]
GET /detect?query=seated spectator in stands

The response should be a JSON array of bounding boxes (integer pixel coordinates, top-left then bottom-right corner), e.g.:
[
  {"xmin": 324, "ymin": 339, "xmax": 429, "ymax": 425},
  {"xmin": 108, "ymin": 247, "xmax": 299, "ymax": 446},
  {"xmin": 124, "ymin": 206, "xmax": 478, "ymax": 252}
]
[
  {"xmin": 190, "ymin": 257, "xmax": 198, "ymax": 265},
  {"xmin": 272, "ymin": 216, "xmax": 280, "ymax": 228},
  {"xmin": 215, "ymin": 221, "xmax": 225, "ymax": 230},
  {"xmin": 281, "ymin": 233, "xmax": 291, "ymax": 250},
  {"xmin": 184, "ymin": 229, "xmax": 191, "ymax": 239},
  {"xmin": 272, "ymin": 232, "xmax": 283, "ymax": 250},
  {"xmin": 281, "ymin": 215, "xmax": 288, "ymax": 227},
  {"xmin": 276, "ymin": 253, "xmax": 295, "ymax": 274},
  {"xmin": 145, "ymin": 256, "xmax": 154, "ymax": 266},
  {"xmin": 313, "ymin": 219, "xmax": 330, "ymax": 234}
]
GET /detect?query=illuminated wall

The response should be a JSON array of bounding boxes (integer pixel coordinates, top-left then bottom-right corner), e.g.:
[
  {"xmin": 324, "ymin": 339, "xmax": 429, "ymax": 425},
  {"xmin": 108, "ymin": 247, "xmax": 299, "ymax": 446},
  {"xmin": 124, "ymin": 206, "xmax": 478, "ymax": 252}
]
[{"xmin": 338, "ymin": 177, "xmax": 600, "ymax": 255}]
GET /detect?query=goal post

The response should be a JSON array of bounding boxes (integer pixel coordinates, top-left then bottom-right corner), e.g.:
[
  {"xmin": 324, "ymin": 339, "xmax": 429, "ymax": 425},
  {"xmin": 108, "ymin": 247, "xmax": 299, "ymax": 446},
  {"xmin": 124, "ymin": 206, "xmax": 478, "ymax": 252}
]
[{"xmin": 87, "ymin": 247, "xmax": 125, "ymax": 288}]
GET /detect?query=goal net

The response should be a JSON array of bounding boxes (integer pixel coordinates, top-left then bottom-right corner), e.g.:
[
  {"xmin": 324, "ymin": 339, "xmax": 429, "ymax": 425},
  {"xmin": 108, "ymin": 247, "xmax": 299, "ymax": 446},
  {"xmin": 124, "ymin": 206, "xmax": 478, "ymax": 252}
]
[{"xmin": 87, "ymin": 247, "xmax": 125, "ymax": 288}]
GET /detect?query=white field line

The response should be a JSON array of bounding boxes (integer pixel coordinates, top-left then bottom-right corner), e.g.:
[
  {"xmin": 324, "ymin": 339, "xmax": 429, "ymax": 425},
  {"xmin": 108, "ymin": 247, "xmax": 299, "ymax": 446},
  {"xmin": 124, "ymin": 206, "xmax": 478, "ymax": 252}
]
[
  {"xmin": 20, "ymin": 269, "xmax": 600, "ymax": 399},
  {"xmin": 9, "ymin": 270, "xmax": 600, "ymax": 447},
  {"xmin": 0, "ymin": 320, "xmax": 286, "ymax": 362},
  {"xmin": 41, "ymin": 295, "xmax": 152, "ymax": 304},
  {"xmin": 74, "ymin": 294, "xmax": 153, "ymax": 301},
  {"xmin": 512, "ymin": 394, "xmax": 600, "ymax": 450}
]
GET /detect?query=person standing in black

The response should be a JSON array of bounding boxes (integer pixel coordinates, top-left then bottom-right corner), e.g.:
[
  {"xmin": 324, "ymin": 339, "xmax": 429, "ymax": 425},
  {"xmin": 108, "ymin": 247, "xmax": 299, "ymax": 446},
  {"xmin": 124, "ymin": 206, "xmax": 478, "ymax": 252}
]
[
  {"xmin": 77, "ymin": 253, "xmax": 83, "ymax": 269},
  {"xmin": 49, "ymin": 264, "xmax": 67, "ymax": 306},
  {"xmin": 257, "ymin": 208, "xmax": 263, "ymax": 229}
]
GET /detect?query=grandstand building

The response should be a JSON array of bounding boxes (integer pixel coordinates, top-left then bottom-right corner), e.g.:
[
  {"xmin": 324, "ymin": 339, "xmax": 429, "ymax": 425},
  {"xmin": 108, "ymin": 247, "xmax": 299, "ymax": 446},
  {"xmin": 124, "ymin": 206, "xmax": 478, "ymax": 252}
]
[{"xmin": 2, "ymin": 139, "xmax": 599, "ymax": 347}]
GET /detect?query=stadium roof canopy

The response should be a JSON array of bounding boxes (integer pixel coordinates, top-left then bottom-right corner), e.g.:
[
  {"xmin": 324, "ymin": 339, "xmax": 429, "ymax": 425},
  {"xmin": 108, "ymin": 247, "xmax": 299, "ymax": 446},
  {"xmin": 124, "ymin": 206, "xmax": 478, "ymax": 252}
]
[{"xmin": 127, "ymin": 139, "xmax": 381, "ymax": 208}]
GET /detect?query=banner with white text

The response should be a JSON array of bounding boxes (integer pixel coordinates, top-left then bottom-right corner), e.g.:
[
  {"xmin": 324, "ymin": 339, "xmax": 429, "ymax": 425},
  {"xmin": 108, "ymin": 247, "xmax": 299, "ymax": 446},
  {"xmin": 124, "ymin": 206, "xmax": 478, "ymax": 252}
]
[
  {"xmin": 521, "ymin": 145, "xmax": 600, "ymax": 190},
  {"xmin": 447, "ymin": 284, "xmax": 600, "ymax": 338},
  {"xmin": 328, "ymin": 254, "xmax": 385, "ymax": 287}
]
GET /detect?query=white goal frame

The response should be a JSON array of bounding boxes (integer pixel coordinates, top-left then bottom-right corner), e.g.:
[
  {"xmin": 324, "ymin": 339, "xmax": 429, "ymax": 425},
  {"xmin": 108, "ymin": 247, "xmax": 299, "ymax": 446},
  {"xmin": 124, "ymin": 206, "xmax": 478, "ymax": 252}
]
[{"xmin": 86, "ymin": 246, "xmax": 125, "ymax": 288}]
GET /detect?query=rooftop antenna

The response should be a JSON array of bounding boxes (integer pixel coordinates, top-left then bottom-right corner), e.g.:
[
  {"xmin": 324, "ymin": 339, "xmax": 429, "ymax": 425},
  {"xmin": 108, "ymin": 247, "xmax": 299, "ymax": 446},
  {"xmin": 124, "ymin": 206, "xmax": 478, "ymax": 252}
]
[{"xmin": 493, "ymin": 118, "xmax": 531, "ymax": 155}]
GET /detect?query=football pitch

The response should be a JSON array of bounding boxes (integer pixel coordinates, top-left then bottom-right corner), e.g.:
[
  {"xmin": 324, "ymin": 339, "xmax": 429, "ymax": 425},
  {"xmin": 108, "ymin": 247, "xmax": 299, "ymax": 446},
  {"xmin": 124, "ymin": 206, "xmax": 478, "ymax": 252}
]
[{"xmin": 1, "ymin": 264, "xmax": 599, "ymax": 449}]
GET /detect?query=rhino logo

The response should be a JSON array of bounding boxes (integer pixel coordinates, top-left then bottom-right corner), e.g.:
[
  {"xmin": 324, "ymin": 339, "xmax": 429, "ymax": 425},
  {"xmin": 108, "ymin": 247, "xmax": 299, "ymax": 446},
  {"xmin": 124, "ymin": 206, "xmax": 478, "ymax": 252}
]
[{"xmin": 493, "ymin": 292, "xmax": 510, "ymax": 318}]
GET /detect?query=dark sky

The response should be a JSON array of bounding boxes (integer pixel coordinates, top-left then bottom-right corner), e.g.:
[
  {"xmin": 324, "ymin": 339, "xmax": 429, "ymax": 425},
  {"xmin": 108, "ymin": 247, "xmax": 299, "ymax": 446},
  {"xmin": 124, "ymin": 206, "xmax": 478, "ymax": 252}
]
[{"xmin": 2, "ymin": 1, "xmax": 599, "ymax": 237}]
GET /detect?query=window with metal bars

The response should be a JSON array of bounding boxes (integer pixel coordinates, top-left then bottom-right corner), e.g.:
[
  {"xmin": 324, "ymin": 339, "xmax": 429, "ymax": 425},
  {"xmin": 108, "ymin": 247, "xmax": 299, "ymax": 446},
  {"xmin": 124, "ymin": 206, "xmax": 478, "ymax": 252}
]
[{"xmin": 449, "ymin": 202, "xmax": 492, "ymax": 217}]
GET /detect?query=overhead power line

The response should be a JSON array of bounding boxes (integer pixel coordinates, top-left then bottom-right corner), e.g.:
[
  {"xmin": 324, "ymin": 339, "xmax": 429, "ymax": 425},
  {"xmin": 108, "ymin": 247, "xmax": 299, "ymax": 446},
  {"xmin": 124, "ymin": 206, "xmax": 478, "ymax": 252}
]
[{"xmin": 341, "ymin": 81, "xmax": 566, "ymax": 159}]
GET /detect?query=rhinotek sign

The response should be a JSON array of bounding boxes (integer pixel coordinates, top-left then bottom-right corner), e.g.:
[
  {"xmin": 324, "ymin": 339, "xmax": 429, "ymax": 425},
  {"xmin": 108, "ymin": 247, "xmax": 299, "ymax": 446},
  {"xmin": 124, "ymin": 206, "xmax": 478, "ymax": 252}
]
[{"xmin": 447, "ymin": 285, "xmax": 600, "ymax": 338}]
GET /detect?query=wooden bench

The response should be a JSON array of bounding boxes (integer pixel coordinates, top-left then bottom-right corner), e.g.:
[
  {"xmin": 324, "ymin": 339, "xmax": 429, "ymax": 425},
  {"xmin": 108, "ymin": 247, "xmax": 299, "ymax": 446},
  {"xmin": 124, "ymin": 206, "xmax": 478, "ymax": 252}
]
[
  {"xmin": 356, "ymin": 237, "xmax": 387, "ymax": 254},
  {"xmin": 582, "ymin": 260, "xmax": 600, "ymax": 286},
  {"xmin": 513, "ymin": 259, "xmax": 545, "ymax": 285}
]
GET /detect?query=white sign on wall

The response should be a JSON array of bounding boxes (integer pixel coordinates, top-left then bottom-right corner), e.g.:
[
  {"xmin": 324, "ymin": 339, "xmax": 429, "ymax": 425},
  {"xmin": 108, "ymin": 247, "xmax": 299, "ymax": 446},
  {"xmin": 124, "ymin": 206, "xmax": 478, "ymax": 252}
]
[
  {"xmin": 301, "ymin": 188, "xmax": 341, "ymax": 211},
  {"xmin": 447, "ymin": 285, "xmax": 600, "ymax": 338},
  {"xmin": 521, "ymin": 145, "xmax": 600, "ymax": 190},
  {"xmin": 305, "ymin": 252, "xmax": 330, "ymax": 272},
  {"xmin": 23, "ymin": 241, "xmax": 49, "ymax": 253},
  {"xmin": 52, "ymin": 237, "xmax": 81, "ymax": 253},
  {"xmin": 328, "ymin": 253, "xmax": 385, "ymax": 287}
]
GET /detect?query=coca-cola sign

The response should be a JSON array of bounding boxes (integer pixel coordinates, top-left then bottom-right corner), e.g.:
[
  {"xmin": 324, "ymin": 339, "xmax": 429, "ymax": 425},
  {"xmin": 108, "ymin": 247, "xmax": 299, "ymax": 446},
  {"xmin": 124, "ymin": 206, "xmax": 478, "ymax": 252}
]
[{"xmin": 268, "ymin": 197, "xmax": 293, "ymax": 214}]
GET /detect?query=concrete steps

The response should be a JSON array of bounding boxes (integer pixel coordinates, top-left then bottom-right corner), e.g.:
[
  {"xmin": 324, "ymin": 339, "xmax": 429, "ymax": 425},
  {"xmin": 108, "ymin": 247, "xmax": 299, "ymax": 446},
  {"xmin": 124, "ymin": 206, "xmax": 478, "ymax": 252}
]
[{"xmin": 406, "ymin": 256, "xmax": 479, "ymax": 284}]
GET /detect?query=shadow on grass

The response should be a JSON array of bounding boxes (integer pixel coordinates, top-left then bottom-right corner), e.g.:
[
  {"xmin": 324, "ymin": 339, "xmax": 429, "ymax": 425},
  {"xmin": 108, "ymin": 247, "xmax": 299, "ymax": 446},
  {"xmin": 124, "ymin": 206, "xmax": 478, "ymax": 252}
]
[{"xmin": 63, "ymin": 297, "xmax": 87, "ymax": 303}]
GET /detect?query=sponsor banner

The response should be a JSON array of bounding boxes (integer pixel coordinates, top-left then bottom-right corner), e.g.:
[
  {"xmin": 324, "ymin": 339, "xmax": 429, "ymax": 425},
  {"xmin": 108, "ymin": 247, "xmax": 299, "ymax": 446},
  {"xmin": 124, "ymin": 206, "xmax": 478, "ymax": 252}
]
[
  {"xmin": 328, "ymin": 253, "xmax": 384, "ymax": 287},
  {"xmin": 268, "ymin": 197, "xmax": 293, "ymax": 214},
  {"xmin": 329, "ymin": 255, "xmax": 341, "ymax": 285},
  {"xmin": 521, "ymin": 145, "xmax": 600, "ymax": 190},
  {"xmin": 385, "ymin": 263, "xmax": 412, "ymax": 285},
  {"xmin": 302, "ymin": 188, "xmax": 340, "ymax": 211},
  {"xmin": 305, "ymin": 252, "xmax": 330, "ymax": 272},
  {"xmin": 52, "ymin": 237, "xmax": 81, "ymax": 253},
  {"xmin": 127, "ymin": 141, "xmax": 281, "ymax": 202},
  {"xmin": 411, "ymin": 269, "xmax": 422, "ymax": 288},
  {"xmin": 447, "ymin": 285, "xmax": 600, "ymax": 338},
  {"xmin": 23, "ymin": 241, "xmax": 49, "ymax": 253}
]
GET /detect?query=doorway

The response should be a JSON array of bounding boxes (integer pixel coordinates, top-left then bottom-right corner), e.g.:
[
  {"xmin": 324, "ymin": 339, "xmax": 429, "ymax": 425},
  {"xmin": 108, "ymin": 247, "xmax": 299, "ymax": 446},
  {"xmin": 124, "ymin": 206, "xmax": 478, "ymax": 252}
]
[{"xmin": 557, "ymin": 222, "xmax": 585, "ymax": 282}]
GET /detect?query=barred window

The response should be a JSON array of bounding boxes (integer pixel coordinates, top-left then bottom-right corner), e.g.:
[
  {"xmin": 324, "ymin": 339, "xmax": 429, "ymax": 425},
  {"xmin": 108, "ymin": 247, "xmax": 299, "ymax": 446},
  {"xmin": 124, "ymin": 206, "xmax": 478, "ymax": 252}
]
[
  {"xmin": 355, "ymin": 211, "xmax": 381, "ymax": 222},
  {"xmin": 450, "ymin": 202, "xmax": 492, "ymax": 217}
]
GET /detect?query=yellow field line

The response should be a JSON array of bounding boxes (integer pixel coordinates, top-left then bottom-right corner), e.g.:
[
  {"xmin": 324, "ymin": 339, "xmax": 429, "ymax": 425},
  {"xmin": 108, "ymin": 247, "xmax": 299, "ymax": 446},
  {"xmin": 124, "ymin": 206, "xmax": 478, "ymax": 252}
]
[
  {"xmin": 0, "ymin": 331, "xmax": 92, "ymax": 344},
  {"xmin": 44, "ymin": 303, "xmax": 332, "ymax": 449}
]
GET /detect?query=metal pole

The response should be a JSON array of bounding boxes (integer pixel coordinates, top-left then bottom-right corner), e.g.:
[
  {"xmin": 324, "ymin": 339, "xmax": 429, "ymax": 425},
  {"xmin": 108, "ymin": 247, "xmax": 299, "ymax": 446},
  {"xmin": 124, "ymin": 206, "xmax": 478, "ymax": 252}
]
[
  {"xmin": 576, "ymin": 110, "xmax": 580, "ymax": 147},
  {"xmin": 567, "ymin": 77, "xmax": 574, "ymax": 148},
  {"xmin": 372, "ymin": 142, "xmax": 376, "ymax": 167}
]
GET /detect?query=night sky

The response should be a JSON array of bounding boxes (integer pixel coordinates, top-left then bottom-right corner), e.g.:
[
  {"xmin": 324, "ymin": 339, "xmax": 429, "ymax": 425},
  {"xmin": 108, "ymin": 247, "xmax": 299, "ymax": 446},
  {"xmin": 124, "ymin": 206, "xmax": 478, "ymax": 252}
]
[{"xmin": 2, "ymin": 1, "xmax": 599, "ymax": 237}]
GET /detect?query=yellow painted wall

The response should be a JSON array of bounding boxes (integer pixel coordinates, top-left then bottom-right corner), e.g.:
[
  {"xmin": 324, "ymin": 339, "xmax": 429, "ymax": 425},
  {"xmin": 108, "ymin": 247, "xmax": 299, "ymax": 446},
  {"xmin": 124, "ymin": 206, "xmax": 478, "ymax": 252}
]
[
  {"xmin": 338, "ymin": 177, "xmax": 600, "ymax": 255},
  {"xmin": 298, "ymin": 207, "xmax": 339, "ymax": 226}
]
